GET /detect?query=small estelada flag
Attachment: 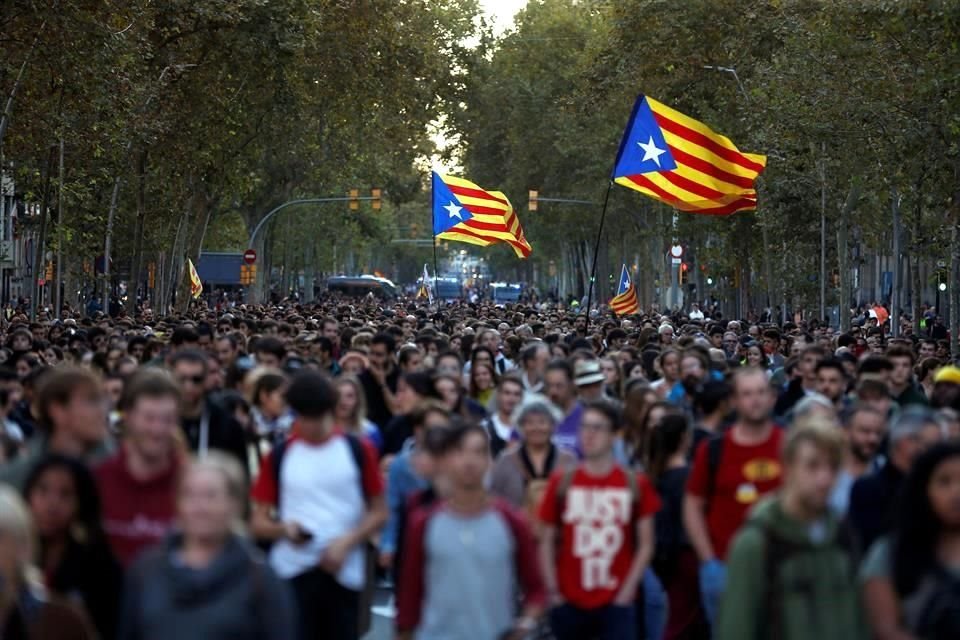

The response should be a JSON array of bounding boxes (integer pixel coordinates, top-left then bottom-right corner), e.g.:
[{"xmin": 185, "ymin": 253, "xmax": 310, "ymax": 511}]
[{"xmin": 187, "ymin": 258, "xmax": 203, "ymax": 299}]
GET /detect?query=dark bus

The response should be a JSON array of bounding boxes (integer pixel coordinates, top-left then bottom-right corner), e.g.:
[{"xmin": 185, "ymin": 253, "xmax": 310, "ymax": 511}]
[{"xmin": 326, "ymin": 275, "xmax": 399, "ymax": 299}]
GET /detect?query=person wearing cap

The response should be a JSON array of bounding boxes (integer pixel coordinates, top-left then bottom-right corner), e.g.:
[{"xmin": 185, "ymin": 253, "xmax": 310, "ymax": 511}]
[
  {"xmin": 574, "ymin": 359, "xmax": 607, "ymax": 403},
  {"xmin": 930, "ymin": 364, "xmax": 960, "ymax": 408}
]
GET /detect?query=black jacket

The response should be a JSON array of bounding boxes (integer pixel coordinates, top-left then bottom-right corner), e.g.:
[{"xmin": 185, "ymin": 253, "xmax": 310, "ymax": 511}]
[
  {"xmin": 180, "ymin": 399, "xmax": 249, "ymax": 476},
  {"xmin": 45, "ymin": 535, "xmax": 123, "ymax": 639},
  {"xmin": 848, "ymin": 461, "xmax": 905, "ymax": 551}
]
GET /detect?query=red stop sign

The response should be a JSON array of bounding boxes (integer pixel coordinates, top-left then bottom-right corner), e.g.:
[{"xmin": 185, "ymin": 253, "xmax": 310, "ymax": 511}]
[{"xmin": 243, "ymin": 249, "xmax": 257, "ymax": 265}]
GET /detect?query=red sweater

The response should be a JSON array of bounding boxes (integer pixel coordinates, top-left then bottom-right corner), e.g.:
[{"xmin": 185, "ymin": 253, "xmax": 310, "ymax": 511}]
[{"xmin": 94, "ymin": 447, "xmax": 179, "ymax": 567}]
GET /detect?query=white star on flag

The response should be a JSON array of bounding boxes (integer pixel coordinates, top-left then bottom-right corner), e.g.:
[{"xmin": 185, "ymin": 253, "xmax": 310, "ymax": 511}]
[
  {"xmin": 444, "ymin": 202, "xmax": 463, "ymax": 220},
  {"xmin": 638, "ymin": 136, "xmax": 667, "ymax": 167}
]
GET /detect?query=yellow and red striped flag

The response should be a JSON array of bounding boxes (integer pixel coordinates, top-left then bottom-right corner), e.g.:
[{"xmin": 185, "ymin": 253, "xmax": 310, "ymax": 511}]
[
  {"xmin": 610, "ymin": 264, "xmax": 640, "ymax": 316},
  {"xmin": 431, "ymin": 172, "xmax": 532, "ymax": 258},
  {"xmin": 187, "ymin": 258, "xmax": 203, "ymax": 299},
  {"xmin": 612, "ymin": 96, "xmax": 766, "ymax": 215}
]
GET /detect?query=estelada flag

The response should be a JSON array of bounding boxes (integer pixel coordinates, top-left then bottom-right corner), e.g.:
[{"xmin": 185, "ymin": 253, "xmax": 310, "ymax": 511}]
[
  {"xmin": 187, "ymin": 258, "xmax": 203, "ymax": 299},
  {"xmin": 610, "ymin": 264, "xmax": 640, "ymax": 316},
  {"xmin": 431, "ymin": 172, "xmax": 532, "ymax": 259},
  {"xmin": 612, "ymin": 95, "xmax": 767, "ymax": 215}
]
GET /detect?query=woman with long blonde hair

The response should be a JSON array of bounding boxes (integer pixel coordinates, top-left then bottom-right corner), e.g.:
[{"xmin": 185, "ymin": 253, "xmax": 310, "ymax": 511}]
[{"xmin": 333, "ymin": 375, "xmax": 382, "ymax": 449}]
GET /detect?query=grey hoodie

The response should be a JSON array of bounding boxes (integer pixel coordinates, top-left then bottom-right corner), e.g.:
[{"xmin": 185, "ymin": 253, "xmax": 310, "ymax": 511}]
[{"xmin": 118, "ymin": 533, "xmax": 296, "ymax": 640}]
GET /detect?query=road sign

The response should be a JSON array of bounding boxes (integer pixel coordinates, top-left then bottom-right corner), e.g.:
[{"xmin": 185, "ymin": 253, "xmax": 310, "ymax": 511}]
[
  {"xmin": 669, "ymin": 245, "xmax": 684, "ymax": 258},
  {"xmin": 672, "ymin": 257, "xmax": 682, "ymax": 265},
  {"xmin": 243, "ymin": 249, "xmax": 257, "ymax": 265}
]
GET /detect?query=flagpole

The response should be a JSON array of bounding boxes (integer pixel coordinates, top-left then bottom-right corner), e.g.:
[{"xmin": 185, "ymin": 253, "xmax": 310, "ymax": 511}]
[
  {"xmin": 585, "ymin": 180, "xmax": 614, "ymax": 317},
  {"xmin": 432, "ymin": 237, "xmax": 439, "ymax": 305}
]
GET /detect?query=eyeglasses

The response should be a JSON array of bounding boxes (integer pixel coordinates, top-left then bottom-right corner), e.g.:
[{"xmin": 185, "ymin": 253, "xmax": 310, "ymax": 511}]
[
  {"xmin": 177, "ymin": 375, "xmax": 205, "ymax": 386},
  {"xmin": 579, "ymin": 421, "xmax": 611, "ymax": 433}
]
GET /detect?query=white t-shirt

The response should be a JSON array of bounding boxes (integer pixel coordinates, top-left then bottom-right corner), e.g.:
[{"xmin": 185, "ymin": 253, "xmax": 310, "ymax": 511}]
[{"xmin": 265, "ymin": 438, "xmax": 367, "ymax": 588}]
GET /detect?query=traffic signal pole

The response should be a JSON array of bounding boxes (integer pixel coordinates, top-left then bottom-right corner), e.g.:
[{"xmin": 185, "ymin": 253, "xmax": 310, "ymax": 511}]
[{"xmin": 244, "ymin": 191, "xmax": 381, "ymax": 304}]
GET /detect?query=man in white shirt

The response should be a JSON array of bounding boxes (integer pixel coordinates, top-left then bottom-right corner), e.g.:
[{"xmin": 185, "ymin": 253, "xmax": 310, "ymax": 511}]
[{"xmin": 251, "ymin": 370, "xmax": 387, "ymax": 640}]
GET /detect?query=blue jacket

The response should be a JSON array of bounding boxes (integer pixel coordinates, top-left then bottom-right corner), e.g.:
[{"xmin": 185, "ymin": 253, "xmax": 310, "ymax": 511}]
[{"xmin": 382, "ymin": 445, "xmax": 429, "ymax": 555}]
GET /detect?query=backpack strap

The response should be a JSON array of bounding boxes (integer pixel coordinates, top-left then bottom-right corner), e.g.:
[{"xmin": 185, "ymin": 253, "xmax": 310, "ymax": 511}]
[
  {"xmin": 272, "ymin": 433, "xmax": 370, "ymax": 513},
  {"xmin": 270, "ymin": 438, "xmax": 289, "ymax": 514},
  {"xmin": 343, "ymin": 432, "xmax": 371, "ymax": 505},
  {"xmin": 705, "ymin": 435, "xmax": 724, "ymax": 506},
  {"xmin": 554, "ymin": 466, "xmax": 576, "ymax": 524}
]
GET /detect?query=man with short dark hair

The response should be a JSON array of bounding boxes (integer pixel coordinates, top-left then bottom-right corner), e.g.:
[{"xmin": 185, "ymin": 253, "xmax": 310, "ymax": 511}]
[
  {"xmin": 815, "ymin": 358, "xmax": 849, "ymax": 409},
  {"xmin": 359, "ymin": 333, "xmax": 400, "ymax": 432},
  {"xmin": 849, "ymin": 407, "xmax": 941, "ymax": 550},
  {"xmin": 520, "ymin": 342, "xmax": 550, "ymax": 394},
  {"xmin": 545, "ymin": 360, "xmax": 582, "ymax": 454},
  {"xmin": 254, "ymin": 336, "xmax": 285, "ymax": 369},
  {"xmin": 684, "ymin": 368, "xmax": 784, "ymax": 628},
  {"xmin": 775, "ymin": 345, "xmax": 825, "ymax": 417},
  {"xmin": 539, "ymin": 400, "xmax": 659, "ymax": 640},
  {"xmin": 170, "ymin": 350, "xmax": 248, "ymax": 473},
  {"xmin": 322, "ymin": 317, "xmax": 341, "ymax": 359},
  {"xmin": 886, "ymin": 345, "xmax": 927, "ymax": 407},
  {"xmin": 215, "ymin": 334, "xmax": 240, "ymax": 369},
  {"xmin": 0, "ymin": 367, "xmax": 111, "ymax": 489},
  {"xmin": 310, "ymin": 335, "xmax": 341, "ymax": 376},
  {"xmin": 398, "ymin": 423, "xmax": 545, "ymax": 640},
  {"xmin": 252, "ymin": 370, "xmax": 386, "ymax": 640},
  {"xmin": 829, "ymin": 405, "xmax": 887, "ymax": 515}
]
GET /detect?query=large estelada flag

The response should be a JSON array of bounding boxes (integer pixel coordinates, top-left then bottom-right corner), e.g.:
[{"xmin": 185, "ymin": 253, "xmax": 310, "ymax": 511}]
[
  {"xmin": 431, "ymin": 172, "xmax": 532, "ymax": 258},
  {"xmin": 187, "ymin": 258, "xmax": 203, "ymax": 299},
  {"xmin": 612, "ymin": 95, "xmax": 767, "ymax": 215},
  {"xmin": 610, "ymin": 264, "xmax": 640, "ymax": 316}
]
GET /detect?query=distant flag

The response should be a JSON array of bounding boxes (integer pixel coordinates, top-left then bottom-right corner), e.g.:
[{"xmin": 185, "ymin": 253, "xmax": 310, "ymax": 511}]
[
  {"xmin": 610, "ymin": 264, "xmax": 640, "ymax": 316},
  {"xmin": 431, "ymin": 172, "xmax": 532, "ymax": 258},
  {"xmin": 187, "ymin": 258, "xmax": 203, "ymax": 299},
  {"xmin": 418, "ymin": 263, "xmax": 433, "ymax": 303},
  {"xmin": 612, "ymin": 95, "xmax": 767, "ymax": 215}
]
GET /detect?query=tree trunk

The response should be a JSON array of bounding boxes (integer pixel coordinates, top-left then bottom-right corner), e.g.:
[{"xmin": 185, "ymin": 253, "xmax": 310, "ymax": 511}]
[
  {"xmin": 302, "ymin": 239, "xmax": 316, "ymax": 303},
  {"xmin": 838, "ymin": 184, "xmax": 860, "ymax": 332},
  {"xmin": 912, "ymin": 197, "xmax": 923, "ymax": 328},
  {"xmin": 30, "ymin": 144, "xmax": 57, "ymax": 320},
  {"xmin": 126, "ymin": 149, "xmax": 147, "ymax": 316},
  {"xmin": 950, "ymin": 161, "xmax": 960, "ymax": 355},
  {"xmin": 174, "ymin": 185, "xmax": 215, "ymax": 314},
  {"xmin": 891, "ymin": 188, "xmax": 901, "ymax": 336}
]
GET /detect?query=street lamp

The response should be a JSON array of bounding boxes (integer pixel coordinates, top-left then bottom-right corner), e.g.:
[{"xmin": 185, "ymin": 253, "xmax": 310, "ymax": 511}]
[{"xmin": 703, "ymin": 65, "xmax": 748, "ymax": 100}]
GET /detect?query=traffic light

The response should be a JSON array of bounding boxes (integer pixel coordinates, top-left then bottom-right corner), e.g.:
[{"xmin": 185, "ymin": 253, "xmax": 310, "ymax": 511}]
[
  {"xmin": 348, "ymin": 189, "xmax": 359, "ymax": 211},
  {"xmin": 528, "ymin": 190, "xmax": 538, "ymax": 212},
  {"xmin": 45, "ymin": 261, "xmax": 53, "ymax": 281},
  {"xmin": 371, "ymin": 188, "xmax": 381, "ymax": 211},
  {"xmin": 679, "ymin": 262, "xmax": 688, "ymax": 285},
  {"xmin": 147, "ymin": 262, "xmax": 156, "ymax": 289},
  {"xmin": 239, "ymin": 264, "xmax": 258, "ymax": 285}
]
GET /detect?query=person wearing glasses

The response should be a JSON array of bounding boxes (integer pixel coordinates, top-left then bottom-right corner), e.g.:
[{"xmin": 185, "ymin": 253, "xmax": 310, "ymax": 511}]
[{"xmin": 170, "ymin": 350, "xmax": 249, "ymax": 476}]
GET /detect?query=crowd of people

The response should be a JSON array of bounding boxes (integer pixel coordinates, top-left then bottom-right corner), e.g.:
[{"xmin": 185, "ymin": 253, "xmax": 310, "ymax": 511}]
[{"xmin": 0, "ymin": 297, "xmax": 957, "ymax": 640}]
